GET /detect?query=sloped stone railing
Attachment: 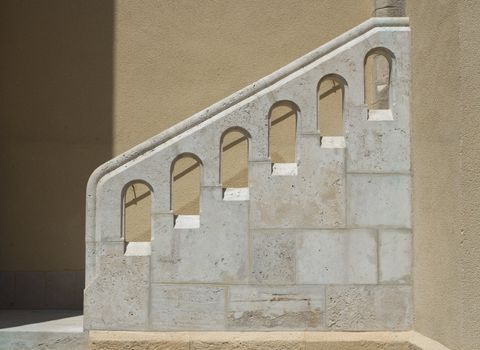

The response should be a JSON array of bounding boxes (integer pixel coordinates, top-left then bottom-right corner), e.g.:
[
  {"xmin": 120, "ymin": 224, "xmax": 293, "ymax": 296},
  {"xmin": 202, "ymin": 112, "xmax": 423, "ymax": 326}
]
[{"xmin": 85, "ymin": 17, "xmax": 411, "ymax": 331}]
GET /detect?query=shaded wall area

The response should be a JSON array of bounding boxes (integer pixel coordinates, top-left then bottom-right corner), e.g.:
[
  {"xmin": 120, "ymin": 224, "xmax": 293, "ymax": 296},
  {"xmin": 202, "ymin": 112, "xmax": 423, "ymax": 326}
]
[
  {"xmin": 410, "ymin": 0, "xmax": 480, "ymax": 349},
  {"xmin": 0, "ymin": 0, "xmax": 113, "ymax": 308}
]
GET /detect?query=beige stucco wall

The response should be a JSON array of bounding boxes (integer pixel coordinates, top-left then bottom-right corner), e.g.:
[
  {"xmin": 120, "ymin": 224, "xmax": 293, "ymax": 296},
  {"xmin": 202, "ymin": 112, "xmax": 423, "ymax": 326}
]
[{"xmin": 409, "ymin": 1, "xmax": 480, "ymax": 349}]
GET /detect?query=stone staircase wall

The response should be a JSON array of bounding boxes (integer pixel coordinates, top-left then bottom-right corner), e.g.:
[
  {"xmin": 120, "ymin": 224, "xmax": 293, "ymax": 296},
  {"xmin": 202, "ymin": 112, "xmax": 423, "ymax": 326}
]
[{"xmin": 84, "ymin": 18, "xmax": 411, "ymax": 332}]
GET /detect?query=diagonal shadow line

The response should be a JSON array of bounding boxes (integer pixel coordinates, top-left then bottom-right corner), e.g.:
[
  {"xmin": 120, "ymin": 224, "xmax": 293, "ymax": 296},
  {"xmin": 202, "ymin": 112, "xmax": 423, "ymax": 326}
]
[
  {"xmin": 319, "ymin": 82, "xmax": 342, "ymax": 100},
  {"xmin": 125, "ymin": 190, "xmax": 151, "ymax": 208},
  {"xmin": 173, "ymin": 162, "xmax": 200, "ymax": 182},
  {"xmin": 271, "ymin": 110, "xmax": 296, "ymax": 126},
  {"xmin": 223, "ymin": 135, "xmax": 248, "ymax": 152}
]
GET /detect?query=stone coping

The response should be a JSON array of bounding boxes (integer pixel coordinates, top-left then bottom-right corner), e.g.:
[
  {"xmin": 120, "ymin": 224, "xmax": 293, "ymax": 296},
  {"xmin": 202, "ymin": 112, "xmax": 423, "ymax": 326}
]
[{"xmin": 89, "ymin": 331, "xmax": 451, "ymax": 350}]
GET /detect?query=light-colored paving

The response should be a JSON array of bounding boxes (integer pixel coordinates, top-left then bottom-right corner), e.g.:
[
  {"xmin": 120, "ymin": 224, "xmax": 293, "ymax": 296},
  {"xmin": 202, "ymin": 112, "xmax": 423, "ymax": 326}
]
[{"xmin": 0, "ymin": 310, "xmax": 86, "ymax": 350}]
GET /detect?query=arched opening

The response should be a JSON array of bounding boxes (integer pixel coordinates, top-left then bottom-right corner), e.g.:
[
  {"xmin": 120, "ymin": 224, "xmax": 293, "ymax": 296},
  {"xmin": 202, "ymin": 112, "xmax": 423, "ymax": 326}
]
[
  {"xmin": 123, "ymin": 181, "xmax": 152, "ymax": 243},
  {"xmin": 171, "ymin": 153, "xmax": 201, "ymax": 227},
  {"xmin": 269, "ymin": 101, "xmax": 298, "ymax": 164},
  {"xmin": 365, "ymin": 48, "xmax": 392, "ymax": 112},
  {"xmin": 221, "ymin": 128, "xmax": 250, "ymax": 200},
  {"xmin": 318, "ymin": 75, "xmax": 346, "ymax": 136}
]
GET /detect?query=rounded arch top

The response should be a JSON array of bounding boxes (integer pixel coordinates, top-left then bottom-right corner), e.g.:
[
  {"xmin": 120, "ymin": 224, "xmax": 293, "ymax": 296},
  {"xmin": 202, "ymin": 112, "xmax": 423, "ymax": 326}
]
[
  {"xmin": 268, "ymin": 100, "xmax": 301, "ymax": 117},
  {"xmin": 170, "ymin": 152, "xmax": 203, "ymax": 170},
  {"xmin": 220, "ymin": 126, "xmax": 252, "ymax": 143},
  {"xmin": 121, "ymin": 179, "xmax": 154, "ymax": 197},
  {"xmin": 317, "ymin": 73, "xmax": 348, "ymax": 89},
  {"xmin": 364, "ymin": 47, "xmax": 396, "ymax": 63}
]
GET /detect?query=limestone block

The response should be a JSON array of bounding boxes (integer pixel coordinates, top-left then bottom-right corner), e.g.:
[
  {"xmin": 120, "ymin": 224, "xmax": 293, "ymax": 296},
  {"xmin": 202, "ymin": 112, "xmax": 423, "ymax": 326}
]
[
  {"xmin": 227, "ymin": 286, "xmax": 325, "ymax": 330},
  {"xmin": 345, "ymin": 109, "xmax": 410, "ymax": 173},
  {"xmin": 151, "ymin": 189, "xmax": 249, "ymax": 283},
  {"xmin": 379, "ymin": 230, "xmax": 412, "ymax": 284},
  {"xmin": 223, "ymin": 187, "xmax": 249, "ymax": 201},
  {"xmin": 249, "ymin": 140, "xmax": 345, "ymax": 229},
  {"xmin": 297, "ymin": 230, "xmax": 377, "ymax": 284},
  {"xmin": 151, "ymin": 213, "xmax": 175, "ymax": 260},
  {"xmin": 252, "ymin": 230, "xmax": 296, "ymax": 284},
  {"xmin": 150, "ymin": 285, "xmax": 226, "ymax": 330},
  {"xmin": 347, "ymin": 174, "xmax": 411, "ymax": 228},
  {"xmin": 96, "ymin": 177, "xmax": 124, "ymax": 242},
  {"xmin": 84, "ymin": 255, "xmax": 149, "ymax": 330},
  {"xmin": 151, "ymin": 224, "xmax": 248, "ymax": 283},
  {"xmin": 326, "ymin": 285, "xmax": 412, "ymax": 331}
]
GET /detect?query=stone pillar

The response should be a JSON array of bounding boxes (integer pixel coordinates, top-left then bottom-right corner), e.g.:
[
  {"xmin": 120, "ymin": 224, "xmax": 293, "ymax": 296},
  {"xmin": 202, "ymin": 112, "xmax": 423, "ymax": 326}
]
[{"xmin": 373, "ymin": 0, "xmax": 406, "ymax": 17}]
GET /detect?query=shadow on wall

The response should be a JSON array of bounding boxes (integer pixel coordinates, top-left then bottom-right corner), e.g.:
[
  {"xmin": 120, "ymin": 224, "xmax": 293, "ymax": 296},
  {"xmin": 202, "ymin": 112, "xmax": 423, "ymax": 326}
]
[{"xmin": 0, "ymin": 0, "xmax": 114, "ymax": 309}]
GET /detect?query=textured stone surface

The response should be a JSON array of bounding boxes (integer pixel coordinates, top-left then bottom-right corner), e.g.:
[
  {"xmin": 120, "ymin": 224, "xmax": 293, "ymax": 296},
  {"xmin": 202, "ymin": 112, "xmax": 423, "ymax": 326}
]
[
  {"xmin": 297, "ymin": 230, "xmax": 377, "ymax": 284},
  {"xmin": 84, "ymin": 256, "xmax": 149, "ymax": 330},
  {"xmin": 252, "ymin": 231, "xmax": 295, "ymax": 284},
  {"xmin": 227, "ymin": 286, "xmax": 325, "ymax": 330},
  {"xmin": 379, "ymin": 230, "xmax": 412, "ymax": 284},
  {"xmin": 345, "ymin": 114, "xmax": 410, "ymax": 173},
  {"xmin": 151, "ymin": 194, "xmax": 249, "ymax": 284},
  {"xmin": 150, "ymin": 285, "xmax": 226, "ymax": 330},
  {"xmin": 347, "ymin": 174, "xmax": 411, "ymax": 228},
  {"xmin": 326, "ymin": 286, "xmax": 412, "ymax": 331},
  {"xmin": 249, "ymin": 143, "xmax": 346, "ymax": 229}
]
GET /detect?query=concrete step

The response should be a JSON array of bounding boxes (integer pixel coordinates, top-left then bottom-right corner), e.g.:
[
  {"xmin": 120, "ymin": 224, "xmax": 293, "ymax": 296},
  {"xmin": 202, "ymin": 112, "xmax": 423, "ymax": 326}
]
[{"xmin": 0, "ymin": 310, "xmax": 86, "ymax": 350}]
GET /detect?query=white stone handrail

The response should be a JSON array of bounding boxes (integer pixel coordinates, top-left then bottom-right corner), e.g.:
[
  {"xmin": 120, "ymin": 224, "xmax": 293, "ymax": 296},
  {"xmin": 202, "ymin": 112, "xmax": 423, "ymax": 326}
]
[{"xmin": 85, "ymin": 17, "xmax": 408, "ymax": 242}]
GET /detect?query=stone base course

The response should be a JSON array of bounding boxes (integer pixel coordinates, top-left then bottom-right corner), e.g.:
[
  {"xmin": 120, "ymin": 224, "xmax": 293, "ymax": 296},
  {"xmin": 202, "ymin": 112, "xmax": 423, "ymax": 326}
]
[{"xmin": 88, "ymin": 331, "xmax": 451, "ymax": 350}]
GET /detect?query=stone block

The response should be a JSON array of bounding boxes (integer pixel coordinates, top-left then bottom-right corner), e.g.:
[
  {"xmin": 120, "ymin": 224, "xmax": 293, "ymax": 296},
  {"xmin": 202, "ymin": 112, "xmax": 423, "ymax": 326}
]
[
  {"xmin": 227, "ymin": 286, "xmax": 325, "ymax": 330},
  {"xmin": 252, "ymin": 231, "xmax": 295, "ymax": 284},
  {"xmin": 84, "ymin": 256, "xmax": 149, "ymax": 330},
  {"xmin": 249, "ymin": 145, "xmax": 345, "ymax": 229},
  {"xmin": 150, "ymin": 285, "xmax": 226, "ymax": 330},
  {"xmin": 379, "ymin": 230, "xmax": 412, "ymax": 284},
  {"xmin": 152, "ymin": 226, "xmax": 248, "ymax": 284},
  {"xmin": 347, "ymin": 174, "xmax": 411, "ymax": 228},
  {"xmin": 152, "ymin": 197, "xmax": 249, "ymax": 284},
  {"xmin": 346, "ymin": 111, "xmax": 410, "ymax": 173},
  {"xmin": 326, "ymin": 285, "xmax": 412, "ymax": 330},
  {"xmin": 297, "ymin": 230, "xmax": 377, "ymax": 284}
]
